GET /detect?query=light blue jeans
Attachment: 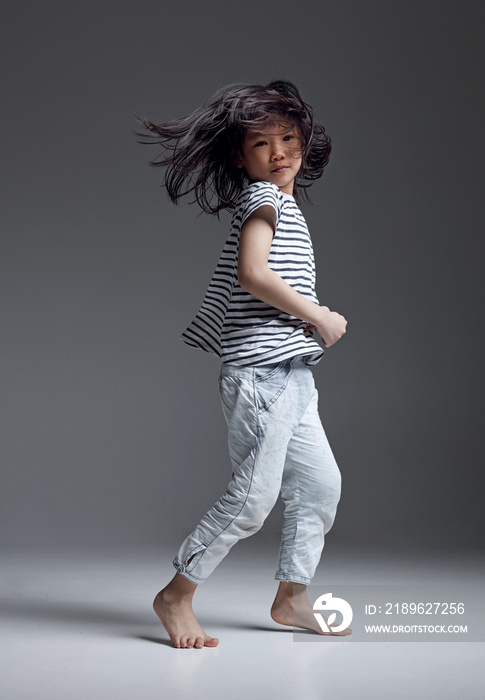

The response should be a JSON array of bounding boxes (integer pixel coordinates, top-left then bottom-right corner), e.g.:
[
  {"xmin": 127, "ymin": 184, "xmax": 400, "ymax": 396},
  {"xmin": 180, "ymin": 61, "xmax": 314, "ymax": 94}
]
[{"xmin": 173, "ymin": 356, "xmax": 341, "ymax": 585}]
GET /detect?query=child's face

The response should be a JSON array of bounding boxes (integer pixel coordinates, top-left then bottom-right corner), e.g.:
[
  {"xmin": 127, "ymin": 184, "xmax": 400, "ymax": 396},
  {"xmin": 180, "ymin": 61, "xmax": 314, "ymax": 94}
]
[{"xmin": 235, "ymin": 122, "xmax": 303, "ymax": 195}]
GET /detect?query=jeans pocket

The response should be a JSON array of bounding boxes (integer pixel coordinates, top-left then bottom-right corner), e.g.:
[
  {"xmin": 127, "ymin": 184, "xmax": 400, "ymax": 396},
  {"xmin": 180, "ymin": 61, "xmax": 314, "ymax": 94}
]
[
  {"xmin": 255, "ymin": 360, "xmax": 292, "ymax": 413},
  {"xmin": 254, "ymin": 360, "xmax": 284, "ymax": 382}
]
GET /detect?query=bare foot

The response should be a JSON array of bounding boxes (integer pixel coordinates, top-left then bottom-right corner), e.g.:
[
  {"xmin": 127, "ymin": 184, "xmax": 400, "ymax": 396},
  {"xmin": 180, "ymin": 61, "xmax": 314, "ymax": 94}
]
[
  {"xmin": 270, "ymin": 582, "xmax": 352, "ymax": 636},
  {"xmin": 153, "ymin": 574, "xmax": 219, "ymax": 649}
]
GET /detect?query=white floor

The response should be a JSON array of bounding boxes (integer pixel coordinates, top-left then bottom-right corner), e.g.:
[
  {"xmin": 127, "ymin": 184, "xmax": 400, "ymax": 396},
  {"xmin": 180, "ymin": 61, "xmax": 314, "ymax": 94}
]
[{"xmin": 1, "ymin": 543, "xmax": 484, "ymax": 700}]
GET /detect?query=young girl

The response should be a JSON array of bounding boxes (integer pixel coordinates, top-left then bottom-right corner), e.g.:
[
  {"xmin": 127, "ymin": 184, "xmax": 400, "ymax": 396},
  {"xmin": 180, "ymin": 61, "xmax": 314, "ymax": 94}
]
[{"xmin": 137, "ymin": 79, "xmax": 349, "ymax": 648}]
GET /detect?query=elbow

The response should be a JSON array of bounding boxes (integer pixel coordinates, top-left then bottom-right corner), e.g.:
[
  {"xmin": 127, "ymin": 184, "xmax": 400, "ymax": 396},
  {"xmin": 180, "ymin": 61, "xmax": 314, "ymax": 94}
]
[
  {"xmin": 237, "ymin": 266, "xmax": 264, "ymax": 294},
  {"xmin": 237, "ymin": 269, "xmax": 251, "ymax": 291}
]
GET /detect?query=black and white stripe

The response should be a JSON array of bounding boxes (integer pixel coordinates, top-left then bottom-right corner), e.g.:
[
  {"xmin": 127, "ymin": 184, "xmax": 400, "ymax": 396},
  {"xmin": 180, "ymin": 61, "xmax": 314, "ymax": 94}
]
[{"xmin": 181, "ymin": 180, "xmax": 324, "ymax": 367}]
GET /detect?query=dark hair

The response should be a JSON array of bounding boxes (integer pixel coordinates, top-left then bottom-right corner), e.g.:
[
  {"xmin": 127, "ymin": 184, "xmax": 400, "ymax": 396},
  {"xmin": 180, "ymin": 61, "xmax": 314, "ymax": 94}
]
[{"xmin": 135, "ymin": 79, "xmax": 331, "ymax": 215}]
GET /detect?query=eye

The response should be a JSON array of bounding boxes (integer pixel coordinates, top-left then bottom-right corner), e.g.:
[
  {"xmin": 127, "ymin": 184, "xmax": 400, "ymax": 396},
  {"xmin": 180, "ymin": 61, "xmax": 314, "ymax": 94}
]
[
  {"xmin": 283, "ymin": 134, "xmax": 297, "ymax": 142},
  {"xmin": 254, "ymin": 140, "xmax": 267, "ymax": 147}
]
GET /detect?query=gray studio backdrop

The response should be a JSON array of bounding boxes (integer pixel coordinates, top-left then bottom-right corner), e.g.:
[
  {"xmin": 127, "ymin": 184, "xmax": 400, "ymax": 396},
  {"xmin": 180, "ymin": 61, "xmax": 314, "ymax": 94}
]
[{"xmin": 1, "ymin": 1, "xmax": 483, "ymax": 554}]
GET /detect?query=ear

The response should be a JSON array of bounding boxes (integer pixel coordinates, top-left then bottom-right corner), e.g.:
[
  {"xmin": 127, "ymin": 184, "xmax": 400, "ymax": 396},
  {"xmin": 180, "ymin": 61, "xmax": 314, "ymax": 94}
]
[{"xmin": 233, "ymin": 152, "xmax": 244, "ymax": 169}]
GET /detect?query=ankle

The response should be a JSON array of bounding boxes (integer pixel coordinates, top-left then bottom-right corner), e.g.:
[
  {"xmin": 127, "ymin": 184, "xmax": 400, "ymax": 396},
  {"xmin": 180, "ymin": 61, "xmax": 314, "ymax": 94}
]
[
  {"xmin": 158, "ymin": 585, "xmax": 190, "ymax": 603},
  {"xmin": 161, "ymin": 575, "xmax": 197, "ymax": 602},
  {"xmin": 273, "ymin": 581, "xmax": 308, "ymax": 606},
  {"xmin": 273, "ymin": 586, "xmax": 293, "ymax": 608}
]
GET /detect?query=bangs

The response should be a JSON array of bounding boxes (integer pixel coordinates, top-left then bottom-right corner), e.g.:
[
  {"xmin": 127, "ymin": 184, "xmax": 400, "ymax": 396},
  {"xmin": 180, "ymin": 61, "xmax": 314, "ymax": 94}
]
[
  {"xmin": 225, "ymin": 88, "xmax": 312, "ymax": 149},
  {"xmin": 242, "ymin": 119, "xmax": 300, "ymax": 136}
]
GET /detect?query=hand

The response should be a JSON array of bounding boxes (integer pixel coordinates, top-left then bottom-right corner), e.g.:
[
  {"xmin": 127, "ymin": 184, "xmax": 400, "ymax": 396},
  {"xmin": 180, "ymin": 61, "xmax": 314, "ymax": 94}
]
[{"xmin": 310, "ymin": 305, "xmax": 348, "ymax": 347}]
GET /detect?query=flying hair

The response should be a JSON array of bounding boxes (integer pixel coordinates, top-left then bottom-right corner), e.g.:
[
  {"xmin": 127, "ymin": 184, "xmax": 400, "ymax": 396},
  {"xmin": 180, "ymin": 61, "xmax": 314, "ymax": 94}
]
[{"xmin": 135, "ymin": 79, "xmax": 331, "ymax": 216}]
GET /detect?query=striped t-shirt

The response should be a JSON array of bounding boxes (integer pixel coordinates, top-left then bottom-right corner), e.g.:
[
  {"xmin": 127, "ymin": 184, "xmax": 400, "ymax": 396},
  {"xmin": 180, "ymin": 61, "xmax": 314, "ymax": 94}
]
[{"xmin": 181, "ymin": 180, "xmax": 324, "ymax": 367}]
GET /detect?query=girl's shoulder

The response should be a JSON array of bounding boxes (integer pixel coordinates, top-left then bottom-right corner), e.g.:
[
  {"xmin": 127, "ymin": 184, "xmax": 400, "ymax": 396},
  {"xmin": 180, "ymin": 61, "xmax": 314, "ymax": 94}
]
[
  {"xmin": 243, "ymin": 180, "xmax": 282, "ymax": 198},
  {"xmin": 236, "ymin": 180, "xmax": 284, "ymax": 212},
  {"xmin": 232, "ymin": 181, "xmax": 286, "ymax": 230}
]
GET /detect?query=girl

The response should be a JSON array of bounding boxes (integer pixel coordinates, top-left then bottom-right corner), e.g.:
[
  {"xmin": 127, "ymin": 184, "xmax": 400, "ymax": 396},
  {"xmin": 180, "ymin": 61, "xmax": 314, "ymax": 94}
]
[{"xmin": 137, "ymin": 79, "xmax": 349, "ymax": 648}]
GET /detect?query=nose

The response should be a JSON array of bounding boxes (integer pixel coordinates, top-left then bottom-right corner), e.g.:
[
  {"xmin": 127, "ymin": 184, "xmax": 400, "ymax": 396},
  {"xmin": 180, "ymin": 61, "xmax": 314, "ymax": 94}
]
[{"xmin": 270, "ymin": 142, "xmax": 285, "ymax": 160}]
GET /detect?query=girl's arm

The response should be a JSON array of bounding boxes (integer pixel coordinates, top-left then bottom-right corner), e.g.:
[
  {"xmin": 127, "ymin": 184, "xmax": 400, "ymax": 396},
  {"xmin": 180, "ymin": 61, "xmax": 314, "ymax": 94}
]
[{"xmin": 237, "ymin": 206, "xmax": 347, "ymax": 347}]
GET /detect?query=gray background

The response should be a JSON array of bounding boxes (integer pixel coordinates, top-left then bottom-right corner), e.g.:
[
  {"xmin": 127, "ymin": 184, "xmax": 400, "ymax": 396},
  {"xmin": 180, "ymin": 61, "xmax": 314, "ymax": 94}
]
[{"xmin": 1, "ymin": 0, "xmax": 484, "ymax": 554}]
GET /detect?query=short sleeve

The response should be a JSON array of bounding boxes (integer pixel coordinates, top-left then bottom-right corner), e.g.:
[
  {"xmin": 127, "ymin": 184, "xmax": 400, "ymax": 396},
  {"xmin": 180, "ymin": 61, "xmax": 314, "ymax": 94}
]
[{"xmin": 240, "ymin": 181, "xmax": 282, "ymax": 228}]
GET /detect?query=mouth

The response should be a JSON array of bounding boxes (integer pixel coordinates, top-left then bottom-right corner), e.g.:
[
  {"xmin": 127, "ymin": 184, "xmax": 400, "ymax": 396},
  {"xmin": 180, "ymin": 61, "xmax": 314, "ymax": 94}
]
[{"xmin": 271, "ymin": 166, "xmax": 289, "ymax": 173}]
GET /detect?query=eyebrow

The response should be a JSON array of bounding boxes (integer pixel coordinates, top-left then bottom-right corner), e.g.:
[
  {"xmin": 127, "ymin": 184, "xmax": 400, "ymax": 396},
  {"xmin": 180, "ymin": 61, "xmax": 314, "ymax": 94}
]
[{"xmin": 246, "ymin": 128, "xmax": 295, "ymax": 138}]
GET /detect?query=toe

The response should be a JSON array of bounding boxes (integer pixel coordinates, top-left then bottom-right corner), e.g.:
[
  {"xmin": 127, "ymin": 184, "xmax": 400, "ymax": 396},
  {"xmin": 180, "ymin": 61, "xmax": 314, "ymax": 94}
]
[
  {"xmin": 194, "ymin": 636, "xmax": 204, "ymax": 649},
  {"xmin": 186, "ymin": 637, "xmax": 196, "ymax": 648},
  {"xmin": 205, "ymin": 636, "xmax": 219, "ymax": 647}
]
